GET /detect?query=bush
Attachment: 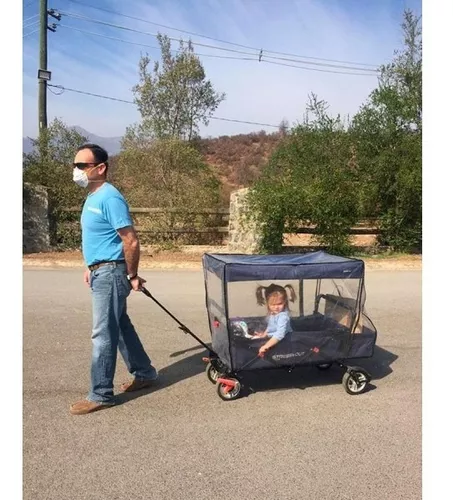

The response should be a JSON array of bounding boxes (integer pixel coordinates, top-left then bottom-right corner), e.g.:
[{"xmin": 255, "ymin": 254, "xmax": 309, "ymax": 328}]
[
  {"xmin": 248, "ymin": 96, "xmax": 358, "ymax": 255},
  {"xmin": 23, "ymin": 119, "xmax": 88, "ymax": 249},
  {"xmin": 115, "ymin": 138, "xmax": 222, "ymax": 245}
]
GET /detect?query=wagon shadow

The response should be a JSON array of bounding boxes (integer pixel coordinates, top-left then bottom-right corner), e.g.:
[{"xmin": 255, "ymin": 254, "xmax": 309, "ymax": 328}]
[
  {"xmin": 239, "ymin": 344, "xmax": 398, "ymax": 396},
  {"xmin": 115, "ymin": 343, "xmax": 397, "ymax": 405}
]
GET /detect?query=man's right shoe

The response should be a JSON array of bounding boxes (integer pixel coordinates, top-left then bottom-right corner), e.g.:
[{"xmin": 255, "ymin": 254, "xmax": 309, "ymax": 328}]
[{"xmin": 120, "ymin": 377, "xmax": 157, "ymax": 393}]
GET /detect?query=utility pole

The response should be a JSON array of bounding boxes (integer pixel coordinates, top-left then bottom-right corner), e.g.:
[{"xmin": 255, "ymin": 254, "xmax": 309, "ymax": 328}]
[{"xmin": 38, "ymin": 0, "xmax": 48, "ymax": 134}]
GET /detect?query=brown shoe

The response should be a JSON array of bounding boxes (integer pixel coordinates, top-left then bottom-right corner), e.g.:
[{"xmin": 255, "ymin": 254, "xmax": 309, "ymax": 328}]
[
  {"xmin": 70, "ymin": 399, "xmax": 115, "ymax": 415},
  {"xmin": 120, "ymin": 377, "xmax": 157, "ymax": 393}
]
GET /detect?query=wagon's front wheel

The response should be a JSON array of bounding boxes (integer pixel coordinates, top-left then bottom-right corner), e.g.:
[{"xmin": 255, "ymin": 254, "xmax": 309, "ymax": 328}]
[
  {"xmin": 216, "ymin": 378, "xmax": 241, "ymax": 401},
  {"xmin": 205, "ymin": 362, "xmax": 220, "ymax": 384},
  {"xmin": 342, "ymin": 369, "xmax": 369, "ymax": 395}
]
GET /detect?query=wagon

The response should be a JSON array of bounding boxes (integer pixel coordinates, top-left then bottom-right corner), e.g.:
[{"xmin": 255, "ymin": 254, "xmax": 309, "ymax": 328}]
[
  {"xmin": 142, "ymin": 251, "xmax": 377, "ymax": 401},
  {"xmin": 201, "ymin": 251, "xmax": 377, "ymax": 400}
]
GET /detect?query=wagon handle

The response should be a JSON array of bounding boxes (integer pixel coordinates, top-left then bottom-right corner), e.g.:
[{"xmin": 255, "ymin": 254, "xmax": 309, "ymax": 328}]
[{"xmin": 141, "ymin": 287, "xmax": 215, "ymax": 356}]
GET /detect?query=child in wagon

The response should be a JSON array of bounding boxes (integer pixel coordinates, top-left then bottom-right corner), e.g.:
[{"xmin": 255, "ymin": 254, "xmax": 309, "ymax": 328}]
[{"xmin": 252, "ymin": 284, "xmax": 296, "ymax": 356}]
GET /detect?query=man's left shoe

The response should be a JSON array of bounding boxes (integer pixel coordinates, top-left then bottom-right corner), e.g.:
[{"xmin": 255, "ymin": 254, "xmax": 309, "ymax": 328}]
[{"xmin": 70, "ymin": 399, "xmax": 115, "ymax": 415}]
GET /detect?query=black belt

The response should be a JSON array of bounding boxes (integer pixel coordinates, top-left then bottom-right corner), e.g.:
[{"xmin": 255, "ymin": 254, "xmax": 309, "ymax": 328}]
[{"xmin": 88, "ymin": 260, "xmax": 125, "ymax": 271}]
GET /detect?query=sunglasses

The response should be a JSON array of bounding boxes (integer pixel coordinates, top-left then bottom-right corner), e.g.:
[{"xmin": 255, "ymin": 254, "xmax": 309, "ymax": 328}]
[{"xmin": 72, "ymin": 162, "xmax": 104, "ymax": 170}]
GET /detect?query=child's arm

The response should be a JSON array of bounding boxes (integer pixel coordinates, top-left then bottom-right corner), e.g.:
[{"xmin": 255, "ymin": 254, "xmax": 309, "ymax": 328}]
[
  {"xmin": 258, "ymin": 336, "xmax": 280, "ymax": 355},
  {"xmin": 258, "ymin": 314, "xmax": 290, "ymax": 355},
  {"xmin": 252, "ymin": 329, "xmax": 268, "ymax": 338}
]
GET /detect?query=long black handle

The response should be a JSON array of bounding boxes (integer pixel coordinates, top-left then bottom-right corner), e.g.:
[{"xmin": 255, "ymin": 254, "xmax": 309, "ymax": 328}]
[{"xmin": 141, "ymin": 287, "xmax": 214, "ymax": 355}]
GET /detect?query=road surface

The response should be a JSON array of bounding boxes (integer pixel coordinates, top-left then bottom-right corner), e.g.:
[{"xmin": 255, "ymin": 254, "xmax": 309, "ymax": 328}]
[{"xmin": 23, "ymin": 269, "xmax": 421, "ymax": 500}]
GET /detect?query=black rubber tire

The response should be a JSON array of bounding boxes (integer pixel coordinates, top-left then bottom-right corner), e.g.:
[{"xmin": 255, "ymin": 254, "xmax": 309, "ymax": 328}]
[
  {"xmin": 216, "ymin": 378, "xmax": 241, "ymax": 401},
  {"xmin": 316, "ymin": 363, "xmax": 333, "ymax": 371},
  {"xmin": 205, "ymin": 362, "xmax": 219, "ymax": 384},
  {"xmin": 342, "ymin": 370, "xmax": 369, "ymax": 395}
]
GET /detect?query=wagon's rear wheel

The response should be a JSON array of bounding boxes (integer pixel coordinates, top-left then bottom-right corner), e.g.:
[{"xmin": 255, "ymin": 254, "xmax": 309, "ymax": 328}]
[
  {"xmin": 342, "ymin": 369, "xmax": 369, "ymax": 395},
  {"xmin": 205, "ymin": 362, "xmax": 220, "ymax": 384},
  {"xmin": 216, "ymin": 378, "xmax": 241, "ymax": 401}
]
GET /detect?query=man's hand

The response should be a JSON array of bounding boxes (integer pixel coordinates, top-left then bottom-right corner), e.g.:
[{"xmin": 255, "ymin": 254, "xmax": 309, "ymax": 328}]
[
  {"xmin": 83, "ymin": 269, "xmax": 90, "ymax": 287},
  {"xmin": 130, "ymin": 275, "xmax": 146, "ymax": 292}
]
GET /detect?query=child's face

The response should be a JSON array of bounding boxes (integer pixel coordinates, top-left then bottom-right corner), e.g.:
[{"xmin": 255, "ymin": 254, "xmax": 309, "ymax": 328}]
[{"xmin": 268, "ymin": 294, "xmax": 286, "ymax": 314}]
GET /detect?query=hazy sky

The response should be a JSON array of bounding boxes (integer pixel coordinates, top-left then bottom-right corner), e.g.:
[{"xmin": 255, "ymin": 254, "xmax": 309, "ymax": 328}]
[{"xmin": 22, "ymin": 0, "xmax": 421, "ymax": 139}]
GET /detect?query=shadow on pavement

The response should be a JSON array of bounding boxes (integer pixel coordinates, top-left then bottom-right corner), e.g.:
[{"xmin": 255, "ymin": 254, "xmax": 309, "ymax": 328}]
[{"xmin": 115, "ymin": 342, "xmax": 397, "ymax": 404}]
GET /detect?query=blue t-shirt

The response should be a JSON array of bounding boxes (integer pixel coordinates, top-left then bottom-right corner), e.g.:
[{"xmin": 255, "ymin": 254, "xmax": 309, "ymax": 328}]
[
  {"xmin": 80, "ymin": 183, "xmax": 133, "ymax": 266},
  {"xmin": 267, "ymin": 311, "xmax": 292, "ymax": 341}
]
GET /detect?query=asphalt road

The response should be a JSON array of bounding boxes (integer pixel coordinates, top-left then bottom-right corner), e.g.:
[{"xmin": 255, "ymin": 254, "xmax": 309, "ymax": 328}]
[{"xmin": 23, "ymin": 269, "xmax": 421, "ymax": 500}]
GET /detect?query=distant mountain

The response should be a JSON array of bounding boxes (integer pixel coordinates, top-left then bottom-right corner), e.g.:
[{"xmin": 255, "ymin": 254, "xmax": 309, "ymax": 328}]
[
  {"xmin": 23, "ymin": 137, "xmax": 34, "ymax": 155},
  {"xmin": 71, "ymin": 127, "xmax": 123, "ymax": 155},
  {"xmin": 22, "ymin": 126, "xmax": 123, "ymax": 156}
]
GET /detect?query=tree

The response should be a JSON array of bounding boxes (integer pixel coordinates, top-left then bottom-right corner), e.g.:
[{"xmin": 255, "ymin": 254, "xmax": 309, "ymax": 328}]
[
  {"xmin": 352, "ymin": 9, "xmax": 422, "ymax": 250},
  {"xmin": 114, "ymin": 138, "xmax": 221, "ymax": 244},
  {"xmin": 131, "ymin": 34, "xmax": 226, "ymax": 141},
  {"xmin": 278, "ymin": 119, "xmax": 289, "ymax": 136},
  {"xmin": 23, "ymin": 119, "xmax": 88, "ymax": 247},
  {"xmin": 248, "ymin": 94, "xmax": 359, "ymax": 254}
]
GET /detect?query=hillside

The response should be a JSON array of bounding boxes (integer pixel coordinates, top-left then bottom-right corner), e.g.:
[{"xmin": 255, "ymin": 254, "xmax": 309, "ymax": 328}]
[
  {"xmin": 24, "ymin": 128, "xmax": 283, "ymax": 204},
  {"xmin": 195, "ymin": 131, "xmax": 283, "ymax": 201}
]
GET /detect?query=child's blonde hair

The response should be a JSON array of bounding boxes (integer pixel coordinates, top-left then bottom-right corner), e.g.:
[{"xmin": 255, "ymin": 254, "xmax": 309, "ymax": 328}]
[{"xmin": 255, "ymin": 284, "xmax": 296, "ymax": 311}]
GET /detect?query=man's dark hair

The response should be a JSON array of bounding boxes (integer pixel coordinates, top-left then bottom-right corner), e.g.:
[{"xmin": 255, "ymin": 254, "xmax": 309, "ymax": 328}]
[{"xmin": 77, "ymin": 143, "xmax": 109, "ymax": 170}]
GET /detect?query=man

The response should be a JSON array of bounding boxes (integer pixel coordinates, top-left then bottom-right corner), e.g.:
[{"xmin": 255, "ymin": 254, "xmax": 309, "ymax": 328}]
[{"xmin": 70, "ymin": 143, "xmax": 158, "ymax": 416}]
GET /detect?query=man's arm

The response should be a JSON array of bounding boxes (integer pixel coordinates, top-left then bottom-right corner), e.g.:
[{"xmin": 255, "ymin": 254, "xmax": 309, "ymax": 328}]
[
  {"xmin": 117, "ymin": 226, "xmax": 140, "ymax": 276},
  {"xmin": 103, "ymin": 196, "xmax": 144, "ymax": 290}
]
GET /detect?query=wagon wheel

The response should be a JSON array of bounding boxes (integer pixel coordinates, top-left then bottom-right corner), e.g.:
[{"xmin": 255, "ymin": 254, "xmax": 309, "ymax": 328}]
[
  {"xmin": 316, "ymin": 363, "xmax": 333, "ymax": 371},
  {"xmin": 216, "ymin": 378, "xmax": 242, "ymax": 401},
  {"xmin": 342, "ymin": 369, "xmax": 369, "ymax": 395},
  {"xmin": 205, "ymin": 362, "xmax": 220, "ymax": 384}
]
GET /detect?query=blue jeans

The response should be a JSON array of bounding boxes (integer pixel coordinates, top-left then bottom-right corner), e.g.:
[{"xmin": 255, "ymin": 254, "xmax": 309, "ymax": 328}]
[{"xmin": 88, "ymin": 262, "xmax": 157, "ymax": 403}]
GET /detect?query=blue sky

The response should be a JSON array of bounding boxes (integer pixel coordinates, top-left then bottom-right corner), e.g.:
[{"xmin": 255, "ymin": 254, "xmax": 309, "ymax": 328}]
[{"xmin": 22, "ymin": 0, "xmax": 421, "ymax": 139}]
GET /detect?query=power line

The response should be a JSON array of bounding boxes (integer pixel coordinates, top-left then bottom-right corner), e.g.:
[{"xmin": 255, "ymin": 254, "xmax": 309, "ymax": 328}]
[
  {"xmin": 24, "ymin": 20, "xmax": 39, "ymax": 30},
  {"xmin": 48, "ymin": 85, "xmax": 65, "ymax": 95},
  {"xmin": 64, "ymin": 0, "xmax": 379, "ymax": 68},
  {"xmin": 24, "ymin": 14, "xmax": 38, "ymax": 23},
  {"xmin": 260, "ymin": 58, "xmax": 377, "ymax": 77},
  {"xmin": 58, "ymin": 25, "xmax": 257, "ymax": 62},
  {"xmin": 23, "ymin": 28, "xmax": 39, "ymax": 38},
  {"xmin": 59, "ymin": 11, "xmax": 378, "ymax": 74},
  {"xmin": 58, "ymin": 23, "xmax": 376, "ymax": 77},
  {"xmin": 59, "ymin": 23, "xmax": 377, "ymax": 74},
  {"xmin": 47, "ymin": 84, "xmax": 281, "ymax": 128}
]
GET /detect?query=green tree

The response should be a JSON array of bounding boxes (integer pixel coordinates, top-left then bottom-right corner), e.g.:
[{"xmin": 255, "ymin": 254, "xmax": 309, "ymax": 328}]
[
  {"xmin": 114, "ymin": 138, "xmax": 220, "ymax": 244},
  {"xmin": 352, "ymin": 9, "xmax": 422, "ymax": 250},
  {"xmin": 131, "ymin": 34, "xmax": 226, "ymax": 141},
  {"xmin": 249, "ymin": 94, "xmax": 359, "ymax": 254},
  {"xmin": 23, "ymin": 119, "xmax": 88, "ymax": 248}
]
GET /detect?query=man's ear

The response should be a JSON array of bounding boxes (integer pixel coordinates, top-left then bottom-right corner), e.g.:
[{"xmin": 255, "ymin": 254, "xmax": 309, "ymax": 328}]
[{"xmin": 98, "ymin": 163, "xmax": 107, "ymax": 177}]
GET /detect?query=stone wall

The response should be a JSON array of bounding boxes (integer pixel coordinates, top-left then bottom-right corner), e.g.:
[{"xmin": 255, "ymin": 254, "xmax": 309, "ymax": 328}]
[
  {"xmin": 23, "ymin": 183, "xmax": 51, "ymax": 253},
  {"xmin": 227, "ymin": 187, "xmax": 262, "ymax": 253}
]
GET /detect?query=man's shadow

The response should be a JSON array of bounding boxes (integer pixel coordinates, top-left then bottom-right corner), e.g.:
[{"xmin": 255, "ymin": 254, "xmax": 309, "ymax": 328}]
[
  {"xmin": 115, "ymin": 345, "xmax": 207, "ymax": 405},
  {"xmin": 115, "ymin": 342, "xmax": 398, "ymax": 404}
]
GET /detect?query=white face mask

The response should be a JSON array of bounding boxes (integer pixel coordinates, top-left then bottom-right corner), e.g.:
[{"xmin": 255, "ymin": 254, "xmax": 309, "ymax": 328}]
[{"xmin": 73, "ymin": 167, "xmax": 89, "ymax": 188}]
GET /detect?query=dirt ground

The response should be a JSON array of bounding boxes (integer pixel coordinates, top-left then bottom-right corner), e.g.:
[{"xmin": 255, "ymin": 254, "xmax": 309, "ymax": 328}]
[{"xmin": 23, "ymin": 244, "xmax": 422, "ymax": 270}]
